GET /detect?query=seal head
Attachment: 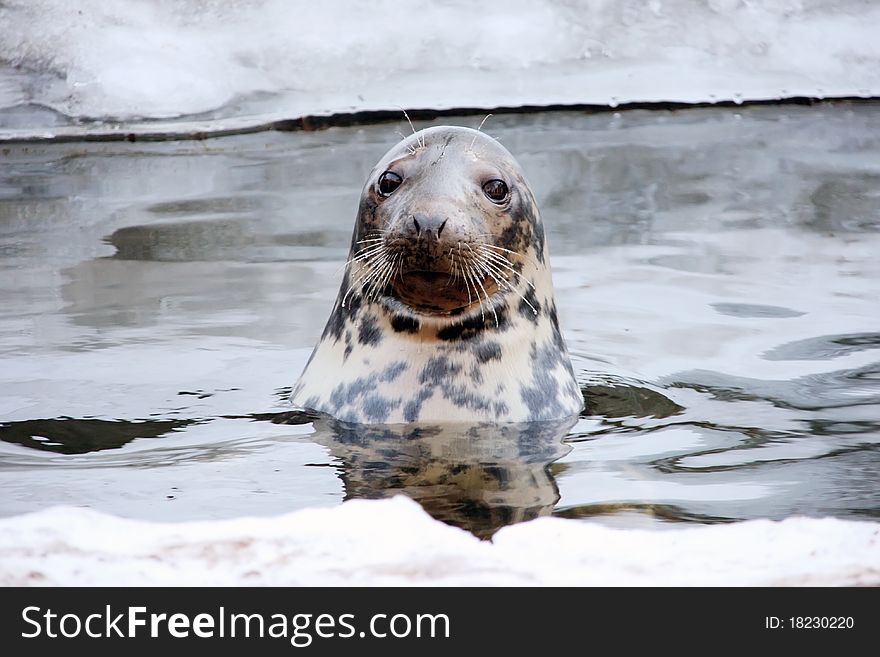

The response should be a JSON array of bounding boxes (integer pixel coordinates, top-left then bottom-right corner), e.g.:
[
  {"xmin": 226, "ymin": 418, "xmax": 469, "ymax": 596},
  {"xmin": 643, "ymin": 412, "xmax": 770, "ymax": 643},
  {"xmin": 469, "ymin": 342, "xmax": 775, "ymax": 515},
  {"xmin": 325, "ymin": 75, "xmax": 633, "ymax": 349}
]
[{"xmin": 292, "ymin": 125, "xmax": 583, "ymax": 424}]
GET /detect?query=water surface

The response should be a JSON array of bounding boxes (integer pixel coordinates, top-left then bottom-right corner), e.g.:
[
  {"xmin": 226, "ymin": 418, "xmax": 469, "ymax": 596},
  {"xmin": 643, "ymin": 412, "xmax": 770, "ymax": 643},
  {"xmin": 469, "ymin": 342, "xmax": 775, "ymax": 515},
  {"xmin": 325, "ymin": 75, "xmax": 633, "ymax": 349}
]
[{"xmin": 1, "ymin": 104, "xmax": 878, "ymax": 537}]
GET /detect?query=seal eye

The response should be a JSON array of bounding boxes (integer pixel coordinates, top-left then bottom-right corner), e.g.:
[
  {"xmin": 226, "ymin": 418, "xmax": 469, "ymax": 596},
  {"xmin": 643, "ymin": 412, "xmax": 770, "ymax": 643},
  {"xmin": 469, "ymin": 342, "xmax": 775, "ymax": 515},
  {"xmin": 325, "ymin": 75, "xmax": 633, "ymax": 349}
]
[
  {"xmin": 377, "ymin": 171, "xmax": 403, "ymax": 197},
  {"xmin": 483, "ymin": 179, "xmax": 509, "ymax": 203}
]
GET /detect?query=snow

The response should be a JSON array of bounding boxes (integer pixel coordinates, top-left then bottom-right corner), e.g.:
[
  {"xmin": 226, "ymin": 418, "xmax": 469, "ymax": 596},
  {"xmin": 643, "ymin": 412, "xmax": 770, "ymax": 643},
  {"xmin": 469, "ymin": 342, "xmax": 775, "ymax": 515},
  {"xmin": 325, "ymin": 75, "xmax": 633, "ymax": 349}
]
[
  {"xmin": 1, "ymin": 497, "xmax": 877, "ymax": 586},
  {"xmin": 1, "ymin": 0, "xmax": 879, "ymax": 132},
  {"xmin": 1, "ymin": 1, "xmax": 878, "ymax": 586}
]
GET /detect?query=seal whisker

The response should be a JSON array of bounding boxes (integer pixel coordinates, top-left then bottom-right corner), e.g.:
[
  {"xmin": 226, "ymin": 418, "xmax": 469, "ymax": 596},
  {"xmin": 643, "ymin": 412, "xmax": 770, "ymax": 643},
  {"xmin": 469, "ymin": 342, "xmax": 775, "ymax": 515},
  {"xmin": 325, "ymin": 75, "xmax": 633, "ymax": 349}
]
[
  {"xmin": 456, "ymin": 242, "xmax": 474, "ymax": 306},
  {"xmin": 479, "ymin": 256, "xmax": 539, "ymax": 316},
  {"xmin": 480, "ymin": 243, "xmax": 539, "ymax": 269},
  {"xmin": 342, "ymin": 253, "xmax": 393, "ymax": 307},
  {"xmin": 463, "ymin": 265, "xmax": 485, "ymax": 322},
  {"xmin": 361, "ymin": 255, "xmax": 390, "ymax": 296},
  {"xmin": 380, "ymin": 252, "xmax": 401, "ymax": 286},
  {"xmin": 462, "ymin": 266, "xmax": 475, "ymax": 308},
  {"xmin": 336, "ymin": 243, "xmax": 387, "ymax": 275},
  {"xmin": 480, "ymin": 243, "xmax": 527, "ymax": 257},
  {"xmin": 476, "ymin": 248, "xmax": 530, "ymax": 294},
  {"xmin": 360, "ymin": 228, "xmax": 389, "ymax": 237},
  {"xmin": 347, "ymin": 249, "xmax": 386, "ymax": 265},
  {"xmin": 345, "ymin": 244, "xmax": 388, "ymax": 266},
  {"xmin": 357, "ymin": 229, "xmax": 389, "ymax": 244},
  {"xmin": 395, "ymin": 130, "xmax": 417, "ymax": 154},
  {"xmin": 360, "ymin": 260, "xmax": 394, "ymax": 302},
  {"xmin": 399, "ymin": 108, "xmax": 424, "ymax": 150},
  {"xmin": 465, "ymin": 244, "xmax": 499, "ymax": 326},
  {"xmin": 342, "ymin": 263, "xmax": 381, "ymax": 307},
  {"xmin": 477, "ymin": 261, "xmax": 519, "ymax": 321},
  {"xmin": 352, "ymin": 238, "xmax": 388, "ymax": 251},
  {"xmin": 349, "ymin": 243, "xmax": 386, "ymax": 259},
  {"xmin": 462, "ymin": 266, "xmax": 474, "ymax": 307},
  {"xmin": 478, "ymin": 247, "xmax": 537, "ymax": 290},
  {"xmin": 473, "ymin": 268, "xmax": 494, "ymax": 324},
  {"xmin": 469, "ymin": 114, "xmax": 494, "ymax": 151},
  {"xmin": 365, "ymin": 254, "xmax": 397, "ymax": 300},
  {"xmin": 481, "ymin": 258, "xmax": 534, "ymax": 294},
  {"xmin": 448, "ymin": 248, "xmax": 462, "ymax": 288}
]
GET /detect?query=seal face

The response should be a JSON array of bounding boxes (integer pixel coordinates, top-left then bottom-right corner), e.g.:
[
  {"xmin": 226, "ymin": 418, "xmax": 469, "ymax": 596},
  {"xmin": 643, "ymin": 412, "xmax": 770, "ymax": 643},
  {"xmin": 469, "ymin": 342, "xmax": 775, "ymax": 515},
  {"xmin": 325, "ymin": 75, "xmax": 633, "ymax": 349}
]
[{"xmin": 291, "ymin": 125, "xmax": 584, "ymax": 424}]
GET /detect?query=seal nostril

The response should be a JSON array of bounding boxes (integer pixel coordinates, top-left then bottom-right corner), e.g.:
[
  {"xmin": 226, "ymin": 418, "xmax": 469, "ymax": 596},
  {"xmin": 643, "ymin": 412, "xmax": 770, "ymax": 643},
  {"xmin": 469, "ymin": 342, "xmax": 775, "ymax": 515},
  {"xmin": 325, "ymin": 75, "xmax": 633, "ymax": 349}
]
[
  {"xmin": 412, "ymin": 217, "xmax": 421, "ymax": 236},
  {"xmin": 437, "ymin": 219, "xmax": 448, "ymax": 238}
]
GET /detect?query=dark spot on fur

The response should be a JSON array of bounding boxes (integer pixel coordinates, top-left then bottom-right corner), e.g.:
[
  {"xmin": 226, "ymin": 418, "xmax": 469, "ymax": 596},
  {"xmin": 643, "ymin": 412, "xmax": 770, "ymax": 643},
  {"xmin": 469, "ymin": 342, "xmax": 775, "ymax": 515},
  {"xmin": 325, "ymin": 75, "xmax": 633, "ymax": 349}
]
[
  {"xmin": 498, "ymin": 220, "xmax": 527, "ymax": 255},
  {"xmin": 438, "ymin": 382, "xmax": 493, "ymax": 413},
  {"xmin": 358, "ymin": 313, "xmax": 382, "ymax": 346},
  {"xmin": 321, "ymin": 302, "xmax": 345, "ymax": 343},
  {"xmin": 518, "ymin": 341, "xmax": 577, "ymax": 420},
  {"xmin": 353, "ymin": 197, "xmax": 381, "ymax": 244},
  {"xmin": 403, "ymin": 388, "xmax": 434, "ymax": 422},
  {"xmin": 531, "ymin": 214, "xmax": 546, "ymax": 263},
  {"xmin": 548, "ymin": 301, "xmax": 560, "ymax": 331},
  {"xmin": 475, "ymin": 341, "xmax": 502, "ymax": 363},
  {"xmin": 362, "ymin": 394, "xmax": 396, "ymax": 423},
  {"xmin": 430, "ymin": 134, "xmax": 455, "ymax": 166},
  {"xmin": 390, "ymin": 314, "xmax": 420, "ymax": 333},
  {"xmin": 518, "ymin": 285, "xmax": 542, "ymax": 322},
  {"xmin": 514, "ymin": 188, "xmax": 545, "ymax": 263},
  {"xmin": 547, "ymin": 301, "xmax": 567, "ymax": 352},
  {"xmin": 321, "ymin": 281, "xmax": 362, "ymax": 343},
  {"xmin": 419, "ymin": 356, "xmax": 461, "ymax": 385},
  {"xmin": 327, "ymin": 369, "xmax": 403, "ymax": 423},
  {"xmin": 436, "ymin": 307, "xmax": 508, "ymax": 341},
  {"xmin": 520, "ymin": 377, "xmax": 561, "ymax": 421},
  {"xmin": 379, "ymin": 361, "xmax": 407, "ymax": 382},
  {"xmin": 493, "ymin": 400, "xmax": 509, "ymax": 417},
  {"xmin": 342, "ymin": 329, "xmax": 354, "ymax": 361}
]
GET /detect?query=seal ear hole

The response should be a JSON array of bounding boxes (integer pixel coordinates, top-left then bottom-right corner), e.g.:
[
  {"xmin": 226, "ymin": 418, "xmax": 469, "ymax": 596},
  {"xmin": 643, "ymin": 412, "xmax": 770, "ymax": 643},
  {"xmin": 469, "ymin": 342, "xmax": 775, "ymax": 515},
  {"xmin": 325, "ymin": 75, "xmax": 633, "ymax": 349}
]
[
  {"xmin": 378, "ymin": 171, "xmax": 403, "ymax": 197},
  {"xmin": 483, "ymin": 179, "xmax": 509, "ymax": 204}
]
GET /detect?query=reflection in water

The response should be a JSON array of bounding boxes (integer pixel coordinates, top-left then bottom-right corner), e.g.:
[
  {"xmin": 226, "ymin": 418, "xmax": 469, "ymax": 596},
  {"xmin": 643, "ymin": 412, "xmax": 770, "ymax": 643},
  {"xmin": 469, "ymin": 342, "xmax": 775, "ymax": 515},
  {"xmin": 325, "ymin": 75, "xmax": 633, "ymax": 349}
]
[
  {"xmin": 669, "ymin": 362, "xmax": 880, "ymax": 412},
  {"xmin": 0, "ymin": 417, "xmax": 193, "ymax": 455},
  {"xmin": 554, "ymin": 501, "xmax": 734, "ymax": 524},
  {"xmin": 762, "ymin": 332, "xmax": 880, "ymax": 362},
  {"xmin": 267, "ymin": 379, "xmax": 685, "ymax": 538},
  {"xmin": 580, "ymin": 377, "xmax": 684, "ymax": 420},
  {"xmin": 271, "ymin": 413, "xmax": 574, "ymax": 539}
]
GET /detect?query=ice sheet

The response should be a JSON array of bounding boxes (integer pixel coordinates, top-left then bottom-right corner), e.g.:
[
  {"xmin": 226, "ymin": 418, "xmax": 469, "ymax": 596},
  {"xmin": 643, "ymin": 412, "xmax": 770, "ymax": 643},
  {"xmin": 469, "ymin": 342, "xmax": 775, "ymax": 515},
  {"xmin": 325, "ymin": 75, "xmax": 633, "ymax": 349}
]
[
  {"xmin": 1, "ymin": 497, "xmax": 877, "ymax": 585},
  {"xmin": 1, "ymin": 0, "xmax": 879, "ymax": 129}
]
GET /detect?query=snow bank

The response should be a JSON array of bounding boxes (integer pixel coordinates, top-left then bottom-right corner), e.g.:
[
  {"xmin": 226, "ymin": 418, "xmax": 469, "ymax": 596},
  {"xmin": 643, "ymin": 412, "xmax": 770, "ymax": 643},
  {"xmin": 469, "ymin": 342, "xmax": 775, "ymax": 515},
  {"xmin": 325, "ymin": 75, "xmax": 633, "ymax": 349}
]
[
  {"xmin": 1, "ymin": 497, "xmax": 877, "ymax": 586},
  {"xmin": 1, "ymin": 0, "xmax": 879, "ymax": 130}
]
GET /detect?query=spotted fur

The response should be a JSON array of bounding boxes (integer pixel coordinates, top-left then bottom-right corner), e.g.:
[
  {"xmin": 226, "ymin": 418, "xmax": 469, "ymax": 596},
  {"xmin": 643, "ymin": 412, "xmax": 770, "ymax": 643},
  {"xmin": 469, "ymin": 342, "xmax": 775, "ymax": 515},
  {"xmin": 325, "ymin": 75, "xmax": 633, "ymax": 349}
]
[{"xmin": 291, "ymin": 126, "xmax": 583, "ymax": 424}]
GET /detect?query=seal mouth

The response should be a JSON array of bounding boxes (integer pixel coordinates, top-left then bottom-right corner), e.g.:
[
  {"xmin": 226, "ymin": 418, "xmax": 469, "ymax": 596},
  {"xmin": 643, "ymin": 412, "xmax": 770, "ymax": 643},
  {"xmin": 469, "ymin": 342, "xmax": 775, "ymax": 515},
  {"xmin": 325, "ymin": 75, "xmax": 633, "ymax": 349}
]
[
  {"xmin": 391, "ymin": 270, "xmax": 498, "ymax": 314},
  {"xmin": 403, "ymin": 270, "xmax": 452, "ymax": 285}
]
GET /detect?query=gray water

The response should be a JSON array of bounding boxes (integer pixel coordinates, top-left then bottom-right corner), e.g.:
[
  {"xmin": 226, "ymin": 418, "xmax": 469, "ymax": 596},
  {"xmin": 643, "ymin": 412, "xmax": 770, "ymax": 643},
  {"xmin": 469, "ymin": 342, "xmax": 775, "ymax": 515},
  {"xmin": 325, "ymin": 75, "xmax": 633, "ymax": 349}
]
[{"xmin": 1, "ymin": 104, "xmax": 878, "ymax": 538}]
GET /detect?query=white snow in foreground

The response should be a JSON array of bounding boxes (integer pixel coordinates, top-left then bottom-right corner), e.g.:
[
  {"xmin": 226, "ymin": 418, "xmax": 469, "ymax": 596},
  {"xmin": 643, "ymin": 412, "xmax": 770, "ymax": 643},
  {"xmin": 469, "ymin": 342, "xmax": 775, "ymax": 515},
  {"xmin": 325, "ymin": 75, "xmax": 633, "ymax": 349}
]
[
  {"xmin": 1, "ymin": 0, "xmax": 879, "ymax": 126},
  {"xmin": 1, "ymin": 497, "xmax": 877, "ymax": 586}
]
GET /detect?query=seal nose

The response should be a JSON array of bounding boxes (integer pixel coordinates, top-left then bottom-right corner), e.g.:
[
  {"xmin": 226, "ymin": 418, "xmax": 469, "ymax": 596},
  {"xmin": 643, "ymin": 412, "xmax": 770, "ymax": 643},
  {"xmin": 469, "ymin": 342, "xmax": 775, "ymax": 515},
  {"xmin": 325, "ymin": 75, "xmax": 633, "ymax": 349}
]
[{"xmin": 409, "ymin": 214, "xmax": 448, "ymax": 240}]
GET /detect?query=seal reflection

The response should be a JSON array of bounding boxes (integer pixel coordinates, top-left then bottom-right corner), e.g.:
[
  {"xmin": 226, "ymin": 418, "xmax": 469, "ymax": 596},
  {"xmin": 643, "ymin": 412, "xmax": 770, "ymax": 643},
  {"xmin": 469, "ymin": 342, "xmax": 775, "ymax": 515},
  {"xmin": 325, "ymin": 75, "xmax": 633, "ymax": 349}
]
[{"xmin": 315, "ymin": 416, "xmax": 575, "ymax": 539}]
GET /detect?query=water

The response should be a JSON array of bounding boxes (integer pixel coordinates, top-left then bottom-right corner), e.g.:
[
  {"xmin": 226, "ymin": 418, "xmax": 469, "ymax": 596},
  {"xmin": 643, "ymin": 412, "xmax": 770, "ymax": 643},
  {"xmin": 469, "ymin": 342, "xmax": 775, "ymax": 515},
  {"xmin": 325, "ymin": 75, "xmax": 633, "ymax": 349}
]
[{"xmin": 1, "ymin": 103, "xmax": 878, "ymax": 538}]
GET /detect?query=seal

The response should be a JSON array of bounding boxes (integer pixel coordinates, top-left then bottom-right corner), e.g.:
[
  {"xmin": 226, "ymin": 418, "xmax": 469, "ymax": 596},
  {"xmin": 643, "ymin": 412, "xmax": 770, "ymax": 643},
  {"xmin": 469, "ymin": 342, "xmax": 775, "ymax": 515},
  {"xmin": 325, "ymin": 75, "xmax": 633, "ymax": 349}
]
[
  {"xmin": 322, "ymin": 416, "xmax": 573, "ymax": 538},
  {"xmin": 291, "ymin": 125, "xmax": 583, "ymax": 424}
]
